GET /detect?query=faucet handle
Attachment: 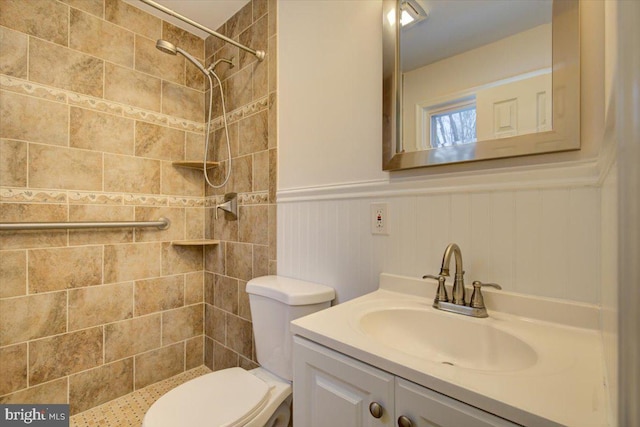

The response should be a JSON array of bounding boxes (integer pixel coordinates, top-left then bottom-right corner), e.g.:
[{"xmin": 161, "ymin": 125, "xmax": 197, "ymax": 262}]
[
  {"xmin": 469, "ymin": 281, "xmax": 501, "ymax": 309},
  {"xmin": 423, "ymin": 274, "xmax": 449, "ymax": 303}
]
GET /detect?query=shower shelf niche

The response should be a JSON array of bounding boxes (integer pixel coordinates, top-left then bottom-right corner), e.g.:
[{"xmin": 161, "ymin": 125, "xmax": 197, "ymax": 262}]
[
  {"xmin": 172, "ymin": 161, "xmax": 219, "ymax": 170},
  {"xmin": 171, "ymin": 239, "xmax": 220, "ymax": 246}
]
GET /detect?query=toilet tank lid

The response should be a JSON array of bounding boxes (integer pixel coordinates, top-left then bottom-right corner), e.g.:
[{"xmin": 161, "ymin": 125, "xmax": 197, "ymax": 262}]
[{"xmin": 246, "ymin": 276, "xmax": 335, "ymax": 305}]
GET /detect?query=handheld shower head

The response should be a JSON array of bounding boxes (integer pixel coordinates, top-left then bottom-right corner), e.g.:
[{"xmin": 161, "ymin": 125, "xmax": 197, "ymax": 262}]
[
  {"xmin": 156, "ymin": 39, "xmax": 177, "ymax": 55},
  {"xmin": 156, "ymin": 39, "xmax": 208, "ymax": 75}
]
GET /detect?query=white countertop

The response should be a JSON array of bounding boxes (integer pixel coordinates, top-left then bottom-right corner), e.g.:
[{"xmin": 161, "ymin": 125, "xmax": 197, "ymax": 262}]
[{"xmin": 291, "ymin": 273, "xmax": 609, "ymax": 427}]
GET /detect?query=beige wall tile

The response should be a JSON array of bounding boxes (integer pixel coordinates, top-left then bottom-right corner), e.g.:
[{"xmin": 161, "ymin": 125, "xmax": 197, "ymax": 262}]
[
  {"xmin": 254, "ymin": 0, "xmax": 268, "ymax": 20},
  {"xmin": 162, "ymin": 304, "xmax": 203, "ymax": 345},
  {"xmin": 204, "ymin": 273, "xmax": 215, "ymax": 305},
  {"xmin": 162, "ymin": 22, "xmax": 204, "ymax": 60},
  {"xmin": 227, "ymin": 2, "xmax": 252, "ymax": 40},
  {"xmin": 185, "ymin": 336, "xmax": 203, "ymax": 369},
  {"xmin": 134, "ymin": 342, "xmax": 184, "ymax": 389},
  {"xmin": 135, "ymin": 35, "xmax": 184, "ymax": 85},
  {"xmin": 226, "ymin": 242, "xmax": 252, "ymax": 281},
  {"xmin": 0, "ymin": 203, "xmax": 67, "ymax": 250},
  {"xmin": 268, "ymin": 203, "xmax": 277, "ymax": 260},
  {"xmin": 185, "ymin": 132, "xmax": 205, "ymax": 162},
  {"xmin": 214, "ymin": 275, "xmax": 238, "ymax": 314},
  {"xmin": 268, "ymin": 93, "xmax": 277, "ymax": 149},
  {"xmin": 69, "ymin": 282, "xmax": 133, "ymax": 331},
  {"xmin": 185, "ymin": 208, "xmax": 205, "ymax": 241},
  {"xmin": 0, "ymin": 344, "xmax": 27, "ymax": 396},
  {"xmin": 185, "ymin": 271, "xmax": 204, "ymax": 305},
  {"xmin": 134, "ymin": 206, "xmax": 185, "ymax": 242},
  {"xmin": 29, "ymin": 327, "xmax": 103, "ymax": 385},
  {"xmin": 238, "ymin": 15, "xmax": 268, "ymax": 70},
  {"xmin": 105, "ymin": 314, "xmax": 161, "ymax": 362},
  {"xmin": 268, "ymin": 35, "xmax": 277, "ymax": 93},
  {"xmin": 185, "ymin": 62, "xmax": 206, "ymax": 92},
  {"xmin": 104, "ymin": 154, "xmax": 161, "ymax": 194},
  {"xmin": 238, "ymin": 280, "xmax": 251, "ymax": 321},
  {"xmin": 227, "ymin": 154, "xmax": 253, "ymax": 194},
  {"xmin": 62, "ymin": 0, "xmax": 104, "ymax": 18},
  {"xmin": 162, "ymin": 81, "xmax": 204, "ymax": 123},
  {"xmin": 204, "ymin": 336, "xmax": 214, "ymax": 370},
  {"xmin": 30, "ymin": 38, "xmax": 104, "ymax": 97},
  {"xmin": 0, "ymin": 0, "xmax": 69, "ymax": 46},
  {"xmin": 239, "ymin": 205, "xmax": 268, "ymax": 245},
  {"xmin": 70, "ymin": 107, "xmax": 135, "ymax": 155},
  {"xmin": 70, "ymin": 8, "xmax": 134, "ymax": 67},
  {"xmin": 104, "ymin": 63, "xmax": 161, "ymax": 112},
  {"xmin": 30, "ymin": 144, "xmax": 103, "ymax": 191},
  {"xmin": 213, "ymin": 341, "xmax": 238, "ymax": 371},
  {"xmin": 68, "ymin": 205, "xmax": 135, "ymax": 245},
  {"xmin": 0, "ymin": 27, "xmax": 28, "ymax": 78},
  {"xmin": 161, "ymin": 161, "xmax": 203, "ymax": 197},
  {"xmin": 0, "ymin": 139, "xmax": 27, "ymax": 187},
  {"xmin": 252, "ymin": 150, "xmax": 269, "ymax": 192},
  {"xmin": 69, "ymin": 358, "xmax": 133, "ymax": 414},
  {"xmin": 135, "ymin": 121, "xmax": 185, "ymax": 161},
  {"xmin": 252, "ymin": 244, "xmax": 269, "ymax": 279},
  {"xmin": 227, "ymin": 315, "xmax": 252, "ymax": 359},
  {"xmin": 269, "ymin": 148, "xmax": 277, "ymax": 202},
  {"xmin": 204, "ymin": 243, "xmax": 225, "ymax": 275},
  {"xmin": 226, "ymin": 67, "xmax": 252, "ymax": 112},
  {"xmin": 105, "ymin": 0, "xmax": 161, "ymax": 40},
  {"xmin": 240, "ymin": 355, "xmax": 259, "ymax": 371},
  {"xmin": 268, "ymin": 0, "xmax": 277, "ymax": 37},
  {"xmin": 134, "ymin": 275, "xmax": 184, "ymax": 316},
  {"xmin": 239, "ymin": 111, "xmax": 268, "ymax": 156},
  {"xmin": 0, "ymin": 250, "xmax": 26, "ymax": 298},
  {"xmin": 0, "ymin": 91, "xmax": 69, "ymax": 147},
  {"xmin": 211, "ymin": 207, "xmax": 238, "ymax": 242},
  {"xmin": 0, "ymin": 378, "xmax": 67, "ymax": 405},
  {"xmin": 29, "ymin": 246, "xmax": 103, "ymax": 293},
  {"xmin": 104, "ymin": 242, "xmax": 162, "ymax": 284},
  {"xmin": 161, "ymin": 243, "xmax": 203, "ymax": 275},
  {"xmin": 253, "ymin": 59, "xmax": 269, "ymax": 103}
]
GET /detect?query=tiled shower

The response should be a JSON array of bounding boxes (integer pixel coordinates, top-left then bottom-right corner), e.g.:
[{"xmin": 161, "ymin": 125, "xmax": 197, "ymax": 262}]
[{"xmin": 0, "ymin": 0, "xmax": 277, "ymax": 416}]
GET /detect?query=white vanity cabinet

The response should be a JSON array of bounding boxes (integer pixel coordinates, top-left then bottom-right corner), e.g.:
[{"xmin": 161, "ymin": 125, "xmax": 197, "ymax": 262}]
[{"xmin": 293, "ymin": 336, "xmax": 520, "ymax": 427}]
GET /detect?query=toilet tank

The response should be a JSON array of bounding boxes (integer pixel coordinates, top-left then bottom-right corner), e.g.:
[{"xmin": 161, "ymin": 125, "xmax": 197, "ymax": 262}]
[{"xmin": 246, "ymin": 276, "xmax": 335, "ymax": 381}]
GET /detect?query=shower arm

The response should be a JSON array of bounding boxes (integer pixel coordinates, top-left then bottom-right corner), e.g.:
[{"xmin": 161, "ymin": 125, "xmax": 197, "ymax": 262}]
[{"xmin": 138, "ymin": 0, "xmax": 265, "ymax": 61}]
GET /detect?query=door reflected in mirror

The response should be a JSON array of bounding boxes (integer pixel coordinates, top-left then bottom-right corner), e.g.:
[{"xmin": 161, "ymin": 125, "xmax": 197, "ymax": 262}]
[{"xmin": 382, "ymin": 0, "xmax": 580, "ymax": 171}]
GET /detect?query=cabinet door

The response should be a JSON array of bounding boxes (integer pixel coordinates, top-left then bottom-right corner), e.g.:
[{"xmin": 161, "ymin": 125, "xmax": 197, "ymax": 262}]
[
  {"xmin": 293, "ymin": 336, "xmax": 395, "ymax": 427},
  {"xmin": 395, "ymin": 378, "xmax": 520, "ymax": 427}
]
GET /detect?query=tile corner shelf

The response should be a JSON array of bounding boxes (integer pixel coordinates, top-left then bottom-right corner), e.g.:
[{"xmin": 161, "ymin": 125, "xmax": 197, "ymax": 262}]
[
  {"xmin": 171, "ymin": 239, "xmax": 220, "ymax": 246},
  {"xmin": 172, "ymin": 161, "xmax": 219, "ymax": 170}
]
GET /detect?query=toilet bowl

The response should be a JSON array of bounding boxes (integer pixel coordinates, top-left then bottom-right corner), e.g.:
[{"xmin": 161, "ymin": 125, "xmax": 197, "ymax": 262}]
[{"xmin": 142, "ymin": 276, "xmax": 335, "ymax": 427}]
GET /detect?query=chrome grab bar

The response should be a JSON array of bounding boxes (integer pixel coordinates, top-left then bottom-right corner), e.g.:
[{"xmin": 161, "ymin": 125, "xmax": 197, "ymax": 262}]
[{"xmin": 0, "ymin": 217, "xmax": 170, "ymax": 231}]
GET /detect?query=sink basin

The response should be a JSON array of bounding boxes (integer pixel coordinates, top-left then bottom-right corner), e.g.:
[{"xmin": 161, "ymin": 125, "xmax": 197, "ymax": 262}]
[{"xmin": 357, "ymin": 307, "xmax": 537, "ymax": 372}]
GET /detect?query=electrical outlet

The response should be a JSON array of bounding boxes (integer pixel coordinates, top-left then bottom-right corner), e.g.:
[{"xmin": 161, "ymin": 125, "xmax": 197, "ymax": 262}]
[{"xmin": 371, "ymin": 203, "xmax": 388, "ymax": 235}]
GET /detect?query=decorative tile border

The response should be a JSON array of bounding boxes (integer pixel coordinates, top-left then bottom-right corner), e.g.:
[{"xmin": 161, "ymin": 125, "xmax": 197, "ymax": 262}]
[
  {"xmin": 1, "ymin": 187, "xmax": 203, "ymax": 208},
  {"xmin": 0, "ymin": 75, "xmax": 205, "ymax": 134},
  {"xmin": 0, "ymin": 188, "xmax": 68, "ymax": 203},
  {"xmin": 210, "ymin": 96, "xmax": 269, "ymax": 131},
  {"xmin": 205, "ymin": 191, "xmax": 269, "ymax": 207}
]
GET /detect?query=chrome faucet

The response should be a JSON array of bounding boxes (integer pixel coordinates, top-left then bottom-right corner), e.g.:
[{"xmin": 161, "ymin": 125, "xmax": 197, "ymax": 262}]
[
  {"xmin": 439, "ymin": 243, "xmax": 465, "ymax": 305},
  {"xmin": 423, "ymin": 243, "xmax": 502, "ymax": 318}
]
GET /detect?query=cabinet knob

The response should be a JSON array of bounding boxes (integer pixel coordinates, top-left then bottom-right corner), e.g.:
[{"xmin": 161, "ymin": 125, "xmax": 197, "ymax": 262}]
[
  {"xmin": 398, "ymin": 415, "xmax": 413, "ymax": 427},
  {"xmin": 369, "ymin": 402, "xmax": 384, "ymax": 418}
]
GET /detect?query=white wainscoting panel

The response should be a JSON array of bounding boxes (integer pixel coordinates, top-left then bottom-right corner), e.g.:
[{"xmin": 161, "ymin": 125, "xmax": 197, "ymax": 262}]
[{"xmin": 278, "ymin": 186, "xmax": 600, "ymax": 305}]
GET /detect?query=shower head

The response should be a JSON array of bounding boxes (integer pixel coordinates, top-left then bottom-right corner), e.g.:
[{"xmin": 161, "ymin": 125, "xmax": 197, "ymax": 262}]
[
  {"xmin": 156, "ymin": 39, "xmax": 208, "ymax": 75},
  {"xmin": 156, "ymin": 39, "xmax": 177, "ymax": 55}
]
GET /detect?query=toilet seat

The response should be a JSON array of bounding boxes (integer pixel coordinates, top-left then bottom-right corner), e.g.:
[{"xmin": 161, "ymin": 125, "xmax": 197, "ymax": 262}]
[{"xmin": 143, "ymin": 368, "xmax": 270, "ymax": 427}]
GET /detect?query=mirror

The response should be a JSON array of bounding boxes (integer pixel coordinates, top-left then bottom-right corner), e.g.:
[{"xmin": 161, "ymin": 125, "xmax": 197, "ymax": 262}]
[{"xmin": 382, "ymin": 0, "xmax": 580, "ymax": 171}]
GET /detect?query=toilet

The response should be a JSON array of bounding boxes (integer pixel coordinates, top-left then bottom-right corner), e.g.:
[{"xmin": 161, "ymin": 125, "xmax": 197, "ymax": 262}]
[{"xmin": 142, "ymin": 275, "xmax": 335, "ymax": 427}]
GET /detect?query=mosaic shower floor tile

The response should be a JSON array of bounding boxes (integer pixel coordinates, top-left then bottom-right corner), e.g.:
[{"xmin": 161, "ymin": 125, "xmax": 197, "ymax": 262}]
[{"xmin": 70, "ymin": 366, "xmax": 211, "ymax": 427}]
